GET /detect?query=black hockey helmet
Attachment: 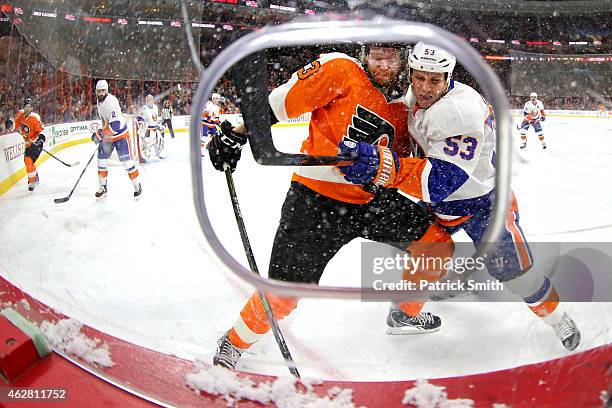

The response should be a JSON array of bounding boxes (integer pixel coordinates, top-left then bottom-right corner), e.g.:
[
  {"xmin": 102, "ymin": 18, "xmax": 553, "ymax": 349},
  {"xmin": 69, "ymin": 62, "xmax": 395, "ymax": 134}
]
[{"xmin": 23, "ymin": 97, "xmax": 33, "ymax": 108}]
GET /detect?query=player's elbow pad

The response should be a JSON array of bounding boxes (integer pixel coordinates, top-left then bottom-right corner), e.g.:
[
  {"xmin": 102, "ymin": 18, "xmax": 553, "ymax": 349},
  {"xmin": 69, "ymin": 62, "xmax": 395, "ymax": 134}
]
[{"xmin": 427, "ymin": 158, "xmax": 469, "ymax": 202}]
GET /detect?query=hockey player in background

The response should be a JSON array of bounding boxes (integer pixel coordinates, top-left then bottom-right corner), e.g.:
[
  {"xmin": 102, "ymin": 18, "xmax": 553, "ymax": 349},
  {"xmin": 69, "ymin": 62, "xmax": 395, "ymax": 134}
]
[
  {"xmin": 207, "ymin": 43, "xmax": 454, "ymax": 370},
  {"xmin": 139, "ymin": 94, "xmax": 166, "ymax": 159},
  {"xmin": 161, "ymin": 99, "xmax": 175, "ymax": 139},
  {"xmin": 200, "ymin": 92, "xmax": 222, "ymax": 154},
  {"xmin": 12, "ymin": 98, "xmax": 46, "ymax": 192},
  {"xmin": 339, "ymin": 42, "xmax": 580, "ymax": 351},
  {"xmin": 519, "ymin": 92, "xmax": 547, "ymax": 149},
  {"xmin": 92, "ymin": 80, "xmax": 142, "ymax": 199}
]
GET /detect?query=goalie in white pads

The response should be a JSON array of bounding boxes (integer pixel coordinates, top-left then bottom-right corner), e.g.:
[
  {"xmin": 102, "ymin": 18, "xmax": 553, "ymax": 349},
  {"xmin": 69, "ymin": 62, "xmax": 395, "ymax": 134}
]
[
  {"xmin": 339, "ymin": 42, "xmax": 580, "ymax": 351},
  {"xmin": 138, "ymin": 94, "xmax": 166, "ymax": 159},
  {"xmin": 519, "ymin": 92, "xmax": 547, "ymax": 149},
  {"xmin": 92, "ymin": 80, "xmax": 142, "ymax": 199}
]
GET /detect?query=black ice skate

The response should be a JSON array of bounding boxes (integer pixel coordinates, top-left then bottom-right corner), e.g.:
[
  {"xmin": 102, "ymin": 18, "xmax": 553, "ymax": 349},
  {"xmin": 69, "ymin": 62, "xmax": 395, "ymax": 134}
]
[
  {"xmin": 520, "ymin": 142, "xmax": 527, "ymax": 149},
  {"xmin": 213, "ymin": 332, "xmax": 244, "ymax": 370},
  {"xmin": 386, "ymin": 307, "xmax": 442, "ymax": 334},
  {"xmin": 542, "ymin": 143, "xmax": 547, "ymax": 150},
  {"xmin": 133, "ymin": 184, "xmax": 143, "ymax": 199},
  {"xmin": 95, "ymin": 185, "xmax": 107, "ymax": 200},
  {"xmin": 552, "ymin": 312, "xmax": 581, "ymax": 351}
]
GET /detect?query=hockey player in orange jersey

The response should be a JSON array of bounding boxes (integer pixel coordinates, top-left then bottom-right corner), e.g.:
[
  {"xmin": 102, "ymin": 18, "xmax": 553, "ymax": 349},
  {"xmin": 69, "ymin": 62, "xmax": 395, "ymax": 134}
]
[
  {"xmin": 13, "ymin": 98, "xmax": 46, "ymax": 192},
  {"xmin": 207, "ymin": 44, "xmax": 453, "ymax": 370}
]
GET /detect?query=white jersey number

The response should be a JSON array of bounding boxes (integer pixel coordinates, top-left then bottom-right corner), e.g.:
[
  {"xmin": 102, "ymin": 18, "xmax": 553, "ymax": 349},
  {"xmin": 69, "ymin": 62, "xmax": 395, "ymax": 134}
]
[{"xmin": 443, "ymin": 136, "xmax": 478, "ymax": 160}]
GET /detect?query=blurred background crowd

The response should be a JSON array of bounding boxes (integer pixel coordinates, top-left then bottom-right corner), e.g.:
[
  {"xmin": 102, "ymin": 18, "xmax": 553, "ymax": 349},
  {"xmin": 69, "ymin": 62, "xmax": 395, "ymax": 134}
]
[{"xmin": 0, "ymin": 0, "xmax": 610, "ymax": 132}]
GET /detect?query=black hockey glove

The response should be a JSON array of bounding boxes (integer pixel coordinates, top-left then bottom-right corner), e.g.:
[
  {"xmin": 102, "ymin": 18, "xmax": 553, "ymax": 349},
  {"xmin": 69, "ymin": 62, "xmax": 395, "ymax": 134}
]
[
  {"xmin": 207, "ymin": 120, "xmax": 247, "ymax": 173},
  {"xmin": 33, "ymin": 134, "xmax": 45, "ymax": 147}
]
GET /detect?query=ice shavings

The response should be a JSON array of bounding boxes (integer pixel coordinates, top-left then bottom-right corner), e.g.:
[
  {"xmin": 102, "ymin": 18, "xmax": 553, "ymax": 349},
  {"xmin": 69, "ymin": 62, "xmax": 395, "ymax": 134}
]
[
  {"xmin": 40, "ymin": 318, "xmax": 114, "ymax": 368},
  {"xmin": 403, "ymin": 379, "xmax": 474, "ymax": 408},
  {"xmin": 186, "ymin": 362, "xmax": 354, "ymax": 407}
]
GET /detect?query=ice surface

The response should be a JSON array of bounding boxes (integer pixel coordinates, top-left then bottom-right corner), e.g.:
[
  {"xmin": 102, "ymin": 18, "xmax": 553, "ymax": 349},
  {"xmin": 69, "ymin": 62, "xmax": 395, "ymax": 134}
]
[{"xmin": 1, "ymin": 116, "xmax": 611, "ymax": 380}]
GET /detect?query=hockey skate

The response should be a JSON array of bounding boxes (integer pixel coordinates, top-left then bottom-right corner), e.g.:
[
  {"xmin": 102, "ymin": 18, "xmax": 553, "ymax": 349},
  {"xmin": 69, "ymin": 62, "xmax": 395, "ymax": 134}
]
[
  {"xmin": 213, "ymin": 332, "xmax": 244, "ymax": 370},
  {"xmin": 520, "ymin": 142, "xmax": 527, "ymax": 149},
  {"xmin": 386, "ymin": 306, "xmax": 442, "ymax": 334},
  {"xmin": 95, "ymin": 185, "xmax": 107, "ymax": 200},
  {"xmin": 551, "ymin": 312, "xmax": 581, "ymax": 351},
  {"xmin": 133, "ymin": 184, "xmax": 143, "ymax": 199},
  {"xmin": 27, "ymin": 174, "xmax": 40, "ymax": 192},
  {"xmin": 541, "ymin": 143, "xmax": 547, "ymax": 150}
]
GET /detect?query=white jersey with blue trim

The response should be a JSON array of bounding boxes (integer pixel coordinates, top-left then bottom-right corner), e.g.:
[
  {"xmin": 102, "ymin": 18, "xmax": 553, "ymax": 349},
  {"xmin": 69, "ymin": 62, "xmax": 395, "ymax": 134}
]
[
  {"xmin": 140, "ymin": 103, "xmax": 160, "ymax": 128},
  {"xmin": 523, "ymin": 99, "xmax": 544, "ymax": 120},
  {"xmin": 97, "ymin": 93, "xmax": 127, "ymax": 135},
  {"xmin": 404, "ymin": 81, "xmax": 496, "ymax": 215}
]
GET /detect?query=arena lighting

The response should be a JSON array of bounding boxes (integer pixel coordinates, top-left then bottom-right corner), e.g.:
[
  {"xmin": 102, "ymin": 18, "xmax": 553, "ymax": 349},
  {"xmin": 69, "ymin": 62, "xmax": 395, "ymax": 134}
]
[
  {"xmin": 32, "ymin": 11, "xmax": 57, "ymax": 18},
  {"xmin": 138, "ymin": 20, "xmax": 163, "ymax": 25},
  {"xmin": 83, "ymin": 16, "xmax": 112, "ymax": 23},
  {"xmin": 527, "ymin": 41, "xmax": 549, "ymax": 45}
]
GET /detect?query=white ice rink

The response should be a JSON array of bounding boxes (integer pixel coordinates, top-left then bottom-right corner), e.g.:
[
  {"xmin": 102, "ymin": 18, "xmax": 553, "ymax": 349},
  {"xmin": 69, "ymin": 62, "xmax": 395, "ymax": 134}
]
[{"xmin": 1, "ymin": 116, "xmax": 611, "ymax": 381}]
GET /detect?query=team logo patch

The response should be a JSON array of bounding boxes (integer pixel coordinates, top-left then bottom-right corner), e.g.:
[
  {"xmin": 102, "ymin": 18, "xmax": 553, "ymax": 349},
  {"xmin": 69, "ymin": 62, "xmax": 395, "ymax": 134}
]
[{"xmin": 346, "ymin": 105, "xmax": 395, "ymax": 146}]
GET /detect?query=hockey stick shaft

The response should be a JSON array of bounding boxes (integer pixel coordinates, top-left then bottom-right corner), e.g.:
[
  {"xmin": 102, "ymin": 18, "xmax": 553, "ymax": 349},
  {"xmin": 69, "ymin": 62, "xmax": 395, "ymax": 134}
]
[
  {"xmin": 54, "ymin": 146, "xmax": 97, "ymax": 204},
  {"xmin": 41, "ymin": 148, "xmax": 79, "ymax": 167},
  {"xmin": 17, "ymin": 132, "xmax": 79, "ymax": 167},
  {"xmin": 223, "ymin": 165, "xmax": 300, "ymax": 378}
]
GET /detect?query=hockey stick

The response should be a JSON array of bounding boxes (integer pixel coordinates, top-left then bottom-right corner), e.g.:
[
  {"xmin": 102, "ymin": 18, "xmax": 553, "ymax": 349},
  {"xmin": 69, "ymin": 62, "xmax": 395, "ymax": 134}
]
[
  {"xmin": 223, "ymin": 164, "xmax": 300, "ymax": 378},
  {"xmin": 54, "ymin": 146, "xmax": 98, "ymax": 204},
  {"xmin": 41, "ymin": 148, "xmax": 81, "ymax": 167},
  {"xmin": 17, "ymin": 132, "xmax": 80, "ymax": 167}
]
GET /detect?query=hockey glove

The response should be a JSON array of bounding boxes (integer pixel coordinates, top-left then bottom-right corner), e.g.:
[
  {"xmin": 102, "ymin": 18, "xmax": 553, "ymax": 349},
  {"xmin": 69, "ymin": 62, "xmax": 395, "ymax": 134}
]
[
  {"xmin": 91, "ymin": 131, "xmax": 102, "ymax": 145},
  {"xmin": 33, "ymin": 134, "xmax": 45, "ymax": 147},
  {"xmin": 207, "ymin": 120, "xmax": 247, "ymax": 172},
  {"xmin": 338, "ymin": 139, "xmax": 399, "ymax": 188}
]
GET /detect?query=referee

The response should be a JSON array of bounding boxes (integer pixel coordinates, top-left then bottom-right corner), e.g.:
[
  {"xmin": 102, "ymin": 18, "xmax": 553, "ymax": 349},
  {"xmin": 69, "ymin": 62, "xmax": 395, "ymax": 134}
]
[{"xmin": 161, "ymin": 100, "xmax": 175, "ymax": 138}]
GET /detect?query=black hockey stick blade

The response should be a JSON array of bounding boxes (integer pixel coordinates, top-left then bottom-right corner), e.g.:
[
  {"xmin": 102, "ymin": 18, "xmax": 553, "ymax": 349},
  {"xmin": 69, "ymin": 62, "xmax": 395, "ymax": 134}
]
[
  {"xmin": 53, "ymin": 196, "xmax": 71, "ymax": 204},
  {"xmin": 231, "ymin": 52, "xmax": 350, "ymax": 167},
  {"xmin": 54, "ymin": 147, "xmax": 97, "ymax": 204}
]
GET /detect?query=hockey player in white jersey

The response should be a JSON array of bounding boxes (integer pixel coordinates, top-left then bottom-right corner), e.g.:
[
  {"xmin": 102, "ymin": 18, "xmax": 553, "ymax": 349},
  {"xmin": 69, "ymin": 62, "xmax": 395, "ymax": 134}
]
[
  {"xmin": 338, "ymin": 42, "xmax": 580, "ymax": 351},
  {"xmin": 138, "ymin": 94, "xmax": 166, "ymax": 159},
  {"xmin": 519, "ymin": 92, "xmax": 547, "ymax": 149},
  {"xmin": 92, "ymin": 80, "xmax": 142, "ymax": 199},
  {"xmin": 200, "ymin": 93, "xmax": 222, "ymax": 154}
]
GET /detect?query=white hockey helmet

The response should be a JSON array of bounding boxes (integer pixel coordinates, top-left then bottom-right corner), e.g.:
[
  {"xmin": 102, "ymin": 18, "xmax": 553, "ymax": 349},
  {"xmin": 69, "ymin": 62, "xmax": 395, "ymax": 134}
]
[
  {"xmin": 530, "ymin": 92, "xmax": 538, "ymax": 98},
  {"xmin": 211, "ymin": 93, "xmax": 221, "ymax": 102},
  {"xmin": 408, "ymin": 42, "xmax": 456, "ymax": 89},
  {"xmin": 95, "ymin": 79, "xmax": 109, "ymax": 91}
]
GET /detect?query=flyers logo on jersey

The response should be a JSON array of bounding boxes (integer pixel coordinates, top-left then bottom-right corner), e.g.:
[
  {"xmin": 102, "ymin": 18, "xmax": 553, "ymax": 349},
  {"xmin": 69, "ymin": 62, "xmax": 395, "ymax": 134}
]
[
  {"xmin": 297, "ymin": 61, "xmax": 321, "ymax": 80},
  {"xmin": 347, "ymin": 105, "xmax": 395, "ymax": 147}
]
